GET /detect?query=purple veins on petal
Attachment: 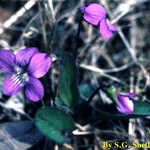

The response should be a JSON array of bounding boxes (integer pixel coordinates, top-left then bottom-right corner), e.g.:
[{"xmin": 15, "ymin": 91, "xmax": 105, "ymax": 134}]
[
  {"xmin": 99, "ymin": 19, "xmax": 117, "ymax": 40},
  {"xmin": 82, "ymin": 3, "xmax": 107, "ymax": 25},
  {"xmin": 28, "ymin": 53, "xmax": 52, "ymax": 78},
  {"xmin": 25, "ymin": 77, "xmax": 44, "ymax": 101},
  {"xmin": 0, "ymin": 50, "xmax": 15, "ymax": 73},
  {"xmin": 119, "ymin": 92, "xmax": 137, "ymax": 99},
  {"xmin": 116, "ymin": 95, "xmax": 134, "ymax": 114},
  {"xmin": 0, "ymin": 48, "xmax": 52, "ymax": 102},
  {"xmin": 15, "ymin": 47, "xmax": 39, "ymax": 67},
  {"xmin": 2, "ymin": 75, "xmax": 23, "ymax": 96}
]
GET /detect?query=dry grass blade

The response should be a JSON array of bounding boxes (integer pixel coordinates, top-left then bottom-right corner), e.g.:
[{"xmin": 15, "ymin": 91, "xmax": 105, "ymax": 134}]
[{"xmin": 0, "ymin": 0, "xmax": 38, "ymax": 35}]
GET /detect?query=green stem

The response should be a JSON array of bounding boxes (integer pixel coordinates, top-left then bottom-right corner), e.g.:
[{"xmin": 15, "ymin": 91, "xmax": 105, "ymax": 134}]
[
  {"xmin": 87, "ymin": 83, "xmax": 111, "ymax": 104},
  {"xmin": 41, "ymin": 99, "xmax": 45, "ymax": 107}
]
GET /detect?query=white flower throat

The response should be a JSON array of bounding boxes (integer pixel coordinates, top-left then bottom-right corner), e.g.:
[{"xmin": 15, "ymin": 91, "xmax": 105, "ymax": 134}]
[{"xmin": 12, "ymin": 66, "xmax": 29, "ymax": 86}]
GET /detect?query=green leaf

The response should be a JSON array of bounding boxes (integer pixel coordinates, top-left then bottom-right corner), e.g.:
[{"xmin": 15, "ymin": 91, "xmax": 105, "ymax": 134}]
[
  {"xmin": 58, "ymin": 52, "xmax": 80, "ymax": 107},
  {"xmin": 79, "ymin": 84, "xmax": 94, "ymax": 100},
  {"xmin": 54, "ymin": 97, "xmax": 65, "ymax": 108},
  {"xmin": 134, "ymin": 101, "xmax": 150, "ymax": 115},
  {"xmin": 99, "ymin": 101, "xmax": 150, "ymax": 119},
  {"xmin": 54, "ymin": 97, "xmax": 71, "ymax": 112},
  {"xmin": 35, "ymin": 107, "xmax": 75, "ymax": 144}
]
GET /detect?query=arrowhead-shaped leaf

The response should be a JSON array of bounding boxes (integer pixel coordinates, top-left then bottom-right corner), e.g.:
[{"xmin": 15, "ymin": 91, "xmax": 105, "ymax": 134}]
[
  {"xmin": 35, "ymin": 107, "xmax": 75, "ymax": 144},
  {"xmin": 58, "ymin": 52, "xmax": 80, "ymax": 107}
]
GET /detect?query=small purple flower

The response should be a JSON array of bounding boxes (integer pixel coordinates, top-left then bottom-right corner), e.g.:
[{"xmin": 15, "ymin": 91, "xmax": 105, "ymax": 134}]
[
  {"xmin": 80, "ymin": 3, "xmax": 117, "ymax": 40},
  {"xmin": 0, "ymin": 48, "xmax": 52, "ymax": 102},
  {"xmin": 116, "ymin": 93, "xmax": 137, "ymax": 114}
]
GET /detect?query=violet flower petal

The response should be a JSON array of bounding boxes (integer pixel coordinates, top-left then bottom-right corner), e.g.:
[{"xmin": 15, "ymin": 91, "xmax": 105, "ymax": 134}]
[
  {"xmin": 83, "ymin": 3, "xmax": 107, "ymax": 25},
  {"xmin": 25, "ymin": 77, "xmax": 44, "ymax": 101},
  {"xmin": 28, "ymin": 53, "xmax": 52, "ymax": 78},
  {"xmin": 15, "ymin": 47, "xmax": 39, "ymax": 67},
  {"xmin": 99, "ymin": 19, "xmax": 117, "ymax": 40},
  {"xmin": 119, "ymin": 92, "xmax": 137, "ymax": 99},
  {"xmin": 2, "ymin": 75, "xmax": 23, "ymax": 96},
  {"xmin": 116, "ymin": 95, "xmax": 134, "ymax": 114},
  {"xmin": 0, "ymin": 50, "xmax": 15, "ymax": 73}
]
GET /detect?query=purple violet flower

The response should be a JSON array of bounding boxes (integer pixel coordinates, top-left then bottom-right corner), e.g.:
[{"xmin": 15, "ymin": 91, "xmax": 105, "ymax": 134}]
[
  {"xmin": 116, "ymin": 93, "xmax": 137, "ymax": 114},
  {"xmin": 0, "ymin": 48, "xmax": 52, "ymax": 102},
  {"xmin": 80, "ymin": 3, "xmax": 117, "ymax": 40}
]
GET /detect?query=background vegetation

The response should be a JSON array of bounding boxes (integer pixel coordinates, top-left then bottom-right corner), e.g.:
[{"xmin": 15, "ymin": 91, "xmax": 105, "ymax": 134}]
[{"xmin": 0, "ymin": 0, "xmax": 150, "ymax": 149}]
